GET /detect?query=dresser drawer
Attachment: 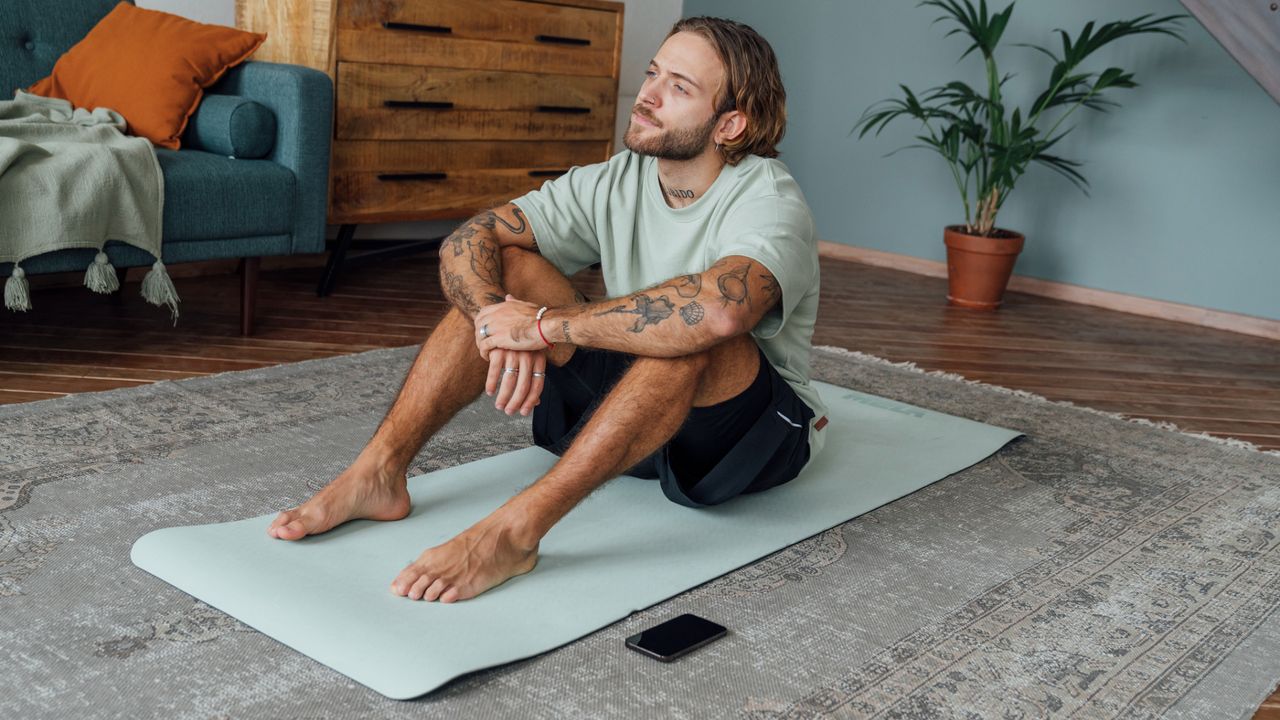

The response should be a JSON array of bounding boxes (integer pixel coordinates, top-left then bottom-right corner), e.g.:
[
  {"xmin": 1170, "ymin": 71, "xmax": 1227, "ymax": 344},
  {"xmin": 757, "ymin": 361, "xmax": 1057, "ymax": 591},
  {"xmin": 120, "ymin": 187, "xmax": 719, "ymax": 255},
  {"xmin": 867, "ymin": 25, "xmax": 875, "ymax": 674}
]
[
  {"xmin": 330, "ymin": 139, "xmax": 609, "ymax": 222},
  {"xmin": 335, "ymin": 62, "xmax": 616, "ymax": 141},
  {"xmin": 337, "ymin": 0, "xmax": 620, "ymax": 77}
]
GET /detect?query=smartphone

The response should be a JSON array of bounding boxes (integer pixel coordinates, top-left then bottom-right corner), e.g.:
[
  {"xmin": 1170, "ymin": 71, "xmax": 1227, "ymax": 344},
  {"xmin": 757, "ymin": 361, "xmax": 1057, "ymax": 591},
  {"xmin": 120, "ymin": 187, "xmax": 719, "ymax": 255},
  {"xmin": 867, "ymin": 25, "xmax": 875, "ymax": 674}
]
[{"xmin": 625, "ymin": 613, "xmax": 728, "ymax": 662}]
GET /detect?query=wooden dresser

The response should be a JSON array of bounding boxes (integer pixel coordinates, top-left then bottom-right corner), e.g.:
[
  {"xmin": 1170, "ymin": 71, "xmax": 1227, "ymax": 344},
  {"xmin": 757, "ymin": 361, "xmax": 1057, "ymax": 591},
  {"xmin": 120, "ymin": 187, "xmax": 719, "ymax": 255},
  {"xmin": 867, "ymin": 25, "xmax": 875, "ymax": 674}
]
[
  {"xmin": 235, "ymin": 0, "xmax": 624, "ymax": 292},
  {"xmin": 236, "ymin": 0, "xmax": 624, "ymax": 223}
]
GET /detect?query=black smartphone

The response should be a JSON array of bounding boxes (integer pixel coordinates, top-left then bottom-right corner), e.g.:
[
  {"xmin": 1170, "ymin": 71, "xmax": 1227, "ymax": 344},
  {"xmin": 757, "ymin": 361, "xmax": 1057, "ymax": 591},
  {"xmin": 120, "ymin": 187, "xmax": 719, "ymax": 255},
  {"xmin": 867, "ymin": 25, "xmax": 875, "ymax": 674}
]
[{"xmin": 625, "ymin": 613, "xmax": 728, "ymax": 662}]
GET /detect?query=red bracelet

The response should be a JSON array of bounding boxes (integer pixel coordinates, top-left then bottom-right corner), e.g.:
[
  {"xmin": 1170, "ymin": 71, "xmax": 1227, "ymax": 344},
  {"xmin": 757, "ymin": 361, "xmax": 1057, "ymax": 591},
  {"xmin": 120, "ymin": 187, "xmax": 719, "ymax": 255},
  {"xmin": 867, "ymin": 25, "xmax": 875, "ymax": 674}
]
[{"xmin": 535, "ymin": 306, "xmax": 555, "ymax": 349}]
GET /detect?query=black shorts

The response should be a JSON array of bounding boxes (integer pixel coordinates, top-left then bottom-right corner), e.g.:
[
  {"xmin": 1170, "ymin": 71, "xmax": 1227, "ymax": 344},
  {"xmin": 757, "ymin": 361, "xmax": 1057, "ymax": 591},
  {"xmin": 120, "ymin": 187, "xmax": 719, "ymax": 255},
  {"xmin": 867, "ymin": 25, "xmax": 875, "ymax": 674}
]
[{"xmin": 531, "ymin": 343, "xmax": 814, "ymax": 508}]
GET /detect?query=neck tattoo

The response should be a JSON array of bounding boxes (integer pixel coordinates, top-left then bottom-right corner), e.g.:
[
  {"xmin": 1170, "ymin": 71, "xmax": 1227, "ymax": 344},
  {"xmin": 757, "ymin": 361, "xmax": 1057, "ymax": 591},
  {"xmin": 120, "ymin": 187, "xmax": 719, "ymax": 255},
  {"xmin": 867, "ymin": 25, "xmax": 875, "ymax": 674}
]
[{"xmin": 666, "ymin": 188, "xmax": 695, "ymax": 200}]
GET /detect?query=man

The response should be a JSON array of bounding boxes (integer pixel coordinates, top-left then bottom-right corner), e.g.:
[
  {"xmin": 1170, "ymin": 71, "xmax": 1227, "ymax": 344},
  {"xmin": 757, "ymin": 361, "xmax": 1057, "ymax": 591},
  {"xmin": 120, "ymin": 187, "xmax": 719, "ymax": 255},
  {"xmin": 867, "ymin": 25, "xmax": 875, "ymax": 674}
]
[{"xmin": 266, "ymin": 17, "xmax": 828, "ymax": 604}]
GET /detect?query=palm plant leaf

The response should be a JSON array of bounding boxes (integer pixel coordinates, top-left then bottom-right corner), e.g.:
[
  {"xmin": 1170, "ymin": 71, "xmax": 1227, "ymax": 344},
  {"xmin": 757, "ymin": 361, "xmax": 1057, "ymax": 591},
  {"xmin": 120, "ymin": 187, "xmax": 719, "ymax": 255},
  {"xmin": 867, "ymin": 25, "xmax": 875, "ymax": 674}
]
[{"xmin": 850, "ymin": 0, "xmax": 1184, "ymax": 233}]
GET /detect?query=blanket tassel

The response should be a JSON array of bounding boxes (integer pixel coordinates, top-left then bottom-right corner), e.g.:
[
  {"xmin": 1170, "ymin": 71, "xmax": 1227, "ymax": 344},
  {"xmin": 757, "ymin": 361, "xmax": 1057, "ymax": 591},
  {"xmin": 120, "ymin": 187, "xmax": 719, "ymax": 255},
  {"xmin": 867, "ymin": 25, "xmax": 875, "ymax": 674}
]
[
  {"xmin": 84, "ymin": 251, "xmax": 120, "ymax": 294},
  {"xmin": 141, "ymin": 259, "xmax": 180, "ymax": 324},
  {"xmin": 5, "ymin": 264, "xmax": 32, "ymax": 312}
]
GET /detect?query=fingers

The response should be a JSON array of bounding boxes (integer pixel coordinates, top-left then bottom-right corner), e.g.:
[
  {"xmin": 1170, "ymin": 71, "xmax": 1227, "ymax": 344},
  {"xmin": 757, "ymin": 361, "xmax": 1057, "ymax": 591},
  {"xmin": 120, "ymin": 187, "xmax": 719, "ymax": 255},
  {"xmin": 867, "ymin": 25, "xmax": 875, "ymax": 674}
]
[
  {"xmin": 505, "ymin": 352, "xmax": 533, "ymax": 415},
  {"xmin": 518, "ymin": 353, "xmax": 546, "ymax": 416},
  {"xmin": 494, "ymin": 352, "xmax": 520, "ymax": 412},
  {"xmin": 485, "ymin": 348, "xmax": 505, "ymax": 396}
]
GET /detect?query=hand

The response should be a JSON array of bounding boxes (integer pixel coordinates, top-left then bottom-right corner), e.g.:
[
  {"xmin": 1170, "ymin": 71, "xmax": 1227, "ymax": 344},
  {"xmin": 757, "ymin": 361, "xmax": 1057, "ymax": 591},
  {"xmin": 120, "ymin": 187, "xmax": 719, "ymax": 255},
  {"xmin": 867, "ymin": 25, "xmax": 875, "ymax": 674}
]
[
  {"xmin": 475, "ymin": 295, "xmax": 546, "ymax": 357},
  {"xmin": 485, "ymin": 347, "xmax": 547, "ymax": 416}
]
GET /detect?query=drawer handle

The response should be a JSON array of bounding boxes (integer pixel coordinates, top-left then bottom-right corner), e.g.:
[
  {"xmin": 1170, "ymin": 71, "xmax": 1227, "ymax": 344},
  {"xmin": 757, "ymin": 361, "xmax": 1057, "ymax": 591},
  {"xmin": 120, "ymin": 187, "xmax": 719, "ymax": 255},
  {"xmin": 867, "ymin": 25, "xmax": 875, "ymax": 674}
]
[
  {"xmin": 536, "ymin": 105, "xmax": 590, "ymax": 115},
  {"xmin": 535, "ymin": 34, "xmax": 590, "ymax": 46},
  {"xmin": 384, "ymin": 100, "xmax": 454, "ymax": 110},
  {"xmin": 378, "ymin": 172, "xmax": 448, "ymax": 182},
  {"xmin": 383, "ymin": 21, "xmax": 452, "ymax": 34},
  {"xmin": 529, "ymin": 169, "xmax": 569, "ymax": 177}
]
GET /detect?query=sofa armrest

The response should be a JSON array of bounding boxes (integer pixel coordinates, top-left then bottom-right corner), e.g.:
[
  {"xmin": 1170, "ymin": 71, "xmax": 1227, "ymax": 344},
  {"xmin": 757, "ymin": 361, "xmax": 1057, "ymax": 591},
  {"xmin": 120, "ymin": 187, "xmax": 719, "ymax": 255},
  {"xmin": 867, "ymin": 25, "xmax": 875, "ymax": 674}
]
[{"xmin": 206, "ymin": 61, "xmax": 333, "ymax": 255}]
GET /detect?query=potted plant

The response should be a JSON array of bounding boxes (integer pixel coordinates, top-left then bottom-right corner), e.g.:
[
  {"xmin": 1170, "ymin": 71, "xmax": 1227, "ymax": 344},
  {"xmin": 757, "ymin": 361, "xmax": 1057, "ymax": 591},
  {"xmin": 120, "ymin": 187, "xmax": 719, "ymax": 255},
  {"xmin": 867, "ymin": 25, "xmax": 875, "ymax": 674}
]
[{"xmin": 852, "ymin": 0, "xmax": 1185, "ymax": 309}]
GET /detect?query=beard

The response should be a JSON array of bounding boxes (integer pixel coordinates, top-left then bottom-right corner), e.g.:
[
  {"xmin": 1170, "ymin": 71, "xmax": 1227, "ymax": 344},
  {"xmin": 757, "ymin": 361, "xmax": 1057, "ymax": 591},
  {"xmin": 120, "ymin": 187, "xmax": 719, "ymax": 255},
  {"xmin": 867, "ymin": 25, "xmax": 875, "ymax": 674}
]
[{"xmin": 623, "ymin": 108, "xmax": 719, "ymax": 161}]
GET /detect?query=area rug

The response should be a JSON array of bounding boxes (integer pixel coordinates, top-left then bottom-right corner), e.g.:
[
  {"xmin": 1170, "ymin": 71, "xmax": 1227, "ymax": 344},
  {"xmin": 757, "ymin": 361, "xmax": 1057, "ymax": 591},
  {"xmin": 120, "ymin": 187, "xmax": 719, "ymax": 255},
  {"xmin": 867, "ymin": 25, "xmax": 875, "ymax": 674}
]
[{"xmin": 2, "ymin": 345, "xmax": 1278, "ymax": 718}]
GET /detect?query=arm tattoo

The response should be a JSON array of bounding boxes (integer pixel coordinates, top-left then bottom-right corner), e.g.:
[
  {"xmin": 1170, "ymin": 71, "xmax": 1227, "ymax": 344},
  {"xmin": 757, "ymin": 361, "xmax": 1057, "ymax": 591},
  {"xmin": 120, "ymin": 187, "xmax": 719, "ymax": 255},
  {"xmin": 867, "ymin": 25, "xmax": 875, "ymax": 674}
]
[
  {"xmin": 441, "ymin": 268, "xmax": 479, "ymax": 316},
  {"xmin": 445, "ymin": 222, "xmax": 480, "ymax": 257},
  {"xmin": 666, "ymin": 273, "xmax": 702, "ymax": 298},
  {"xmin": 491, "ymin": 206, "xmax": 527, "ymax": 234},
  {"xmin": 467, "ymin": 240, "xmax": 501, "ymax": 286},
  {"xmin": 760, "ymin": 272, "xmax": 781, "ymax": 307},
  {"xmin": 716, "ymin": 261, "xmax": 752, "ymax": 307},
  {"xmin": 561, "ymin": 321, "xmax": 573, "ymax": 344},
  {"xmin": 593, "ymin": 294, "xmax": 675, "ymax": 332},
  {"xmin": 679, "ymin": 301, "xmax": 704, "ymax": 326}
]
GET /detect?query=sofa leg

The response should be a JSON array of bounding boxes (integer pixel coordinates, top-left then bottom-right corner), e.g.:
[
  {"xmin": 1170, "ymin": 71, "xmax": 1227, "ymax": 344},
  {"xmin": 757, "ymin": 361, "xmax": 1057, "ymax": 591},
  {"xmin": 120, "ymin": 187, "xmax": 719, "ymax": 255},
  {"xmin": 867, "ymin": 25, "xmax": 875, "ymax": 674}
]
[{"xmin": 240, "ymin": 257, "xmax": 260, "ymax": 336}]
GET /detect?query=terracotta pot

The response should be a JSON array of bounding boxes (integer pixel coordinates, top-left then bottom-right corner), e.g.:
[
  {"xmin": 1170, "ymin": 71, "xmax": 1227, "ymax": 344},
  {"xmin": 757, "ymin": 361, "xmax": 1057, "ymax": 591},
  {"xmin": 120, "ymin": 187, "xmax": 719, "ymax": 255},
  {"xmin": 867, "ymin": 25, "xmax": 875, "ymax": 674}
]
[{"xmin": 943, "ymin": 225, "xmax": 1025, "ymax": 310}]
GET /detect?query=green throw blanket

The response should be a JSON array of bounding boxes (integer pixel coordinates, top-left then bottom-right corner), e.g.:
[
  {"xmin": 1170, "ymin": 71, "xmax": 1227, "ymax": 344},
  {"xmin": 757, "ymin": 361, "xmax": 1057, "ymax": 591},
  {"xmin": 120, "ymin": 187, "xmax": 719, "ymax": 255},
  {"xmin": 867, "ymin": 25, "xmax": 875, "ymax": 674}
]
[{"xmin": 0, "ymin": 90, "xmax": 178, "ymax": 319}]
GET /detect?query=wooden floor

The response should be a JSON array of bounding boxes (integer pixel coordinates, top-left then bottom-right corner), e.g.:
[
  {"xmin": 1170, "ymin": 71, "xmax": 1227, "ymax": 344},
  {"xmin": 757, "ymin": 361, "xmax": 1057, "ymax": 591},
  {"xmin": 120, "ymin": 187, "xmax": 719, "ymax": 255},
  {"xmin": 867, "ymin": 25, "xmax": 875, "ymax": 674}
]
[{"xmin": 2, "ymin": 254, "xmax": 1278, "ymax": 714}]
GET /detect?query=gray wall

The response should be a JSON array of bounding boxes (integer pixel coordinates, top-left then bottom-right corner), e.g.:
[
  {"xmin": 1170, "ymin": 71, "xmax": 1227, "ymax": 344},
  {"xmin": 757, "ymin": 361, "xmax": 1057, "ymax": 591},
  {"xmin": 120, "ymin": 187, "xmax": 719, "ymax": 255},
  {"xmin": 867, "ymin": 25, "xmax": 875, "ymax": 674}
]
[
  {"xmin": 683, "ymin": 0, "xmax": 1280, "ymax": 321},
  {"xmin": 140, "ymin": 0, "xmax": 682, "ymax": 242}
]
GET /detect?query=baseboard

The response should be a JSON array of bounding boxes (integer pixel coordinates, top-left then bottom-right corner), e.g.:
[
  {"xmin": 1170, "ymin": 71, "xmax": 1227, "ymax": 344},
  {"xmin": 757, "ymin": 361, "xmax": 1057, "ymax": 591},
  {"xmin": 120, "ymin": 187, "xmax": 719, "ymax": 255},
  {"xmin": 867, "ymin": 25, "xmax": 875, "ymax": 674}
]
[{"xmin": 818, "ymin": 240, "xmax": 1280, "ymax": 342}]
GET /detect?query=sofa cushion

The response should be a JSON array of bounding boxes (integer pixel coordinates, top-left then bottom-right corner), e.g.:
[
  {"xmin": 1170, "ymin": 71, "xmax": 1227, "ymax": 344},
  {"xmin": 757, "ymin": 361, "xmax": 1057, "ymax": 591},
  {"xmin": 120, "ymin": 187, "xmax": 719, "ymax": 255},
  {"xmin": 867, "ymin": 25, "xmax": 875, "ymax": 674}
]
[
  {"xmin": 156, "ymin": 149, "xmax": 295, "ymax": 241},
  {"xmin": 0, "ymin": 0, "xmax": 120, "ymax": 98},
  {"xmin": 26, "ymin": 3, "xmax": 265, "ymax": 149},
  {"xmin": 182, "ymin": 95, "xmax": 277, "ymax": 159}
]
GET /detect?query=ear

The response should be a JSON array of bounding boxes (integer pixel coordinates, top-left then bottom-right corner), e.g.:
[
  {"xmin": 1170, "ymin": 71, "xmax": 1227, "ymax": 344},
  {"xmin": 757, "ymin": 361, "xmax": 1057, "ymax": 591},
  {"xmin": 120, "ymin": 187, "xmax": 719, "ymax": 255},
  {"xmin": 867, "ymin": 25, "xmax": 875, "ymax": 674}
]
[{"xmin": 715, "ymin": 110, "xmax": 747, "ymax": 145}]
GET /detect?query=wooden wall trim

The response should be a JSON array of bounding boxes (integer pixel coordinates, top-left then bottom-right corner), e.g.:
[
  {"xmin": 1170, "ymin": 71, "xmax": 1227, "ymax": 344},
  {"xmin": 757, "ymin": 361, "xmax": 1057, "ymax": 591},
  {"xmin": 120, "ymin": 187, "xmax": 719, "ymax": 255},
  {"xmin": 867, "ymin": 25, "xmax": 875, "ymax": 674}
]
[{"xmin": 818, "ymin": 240, "xmax": 1280, "ymax": 341}]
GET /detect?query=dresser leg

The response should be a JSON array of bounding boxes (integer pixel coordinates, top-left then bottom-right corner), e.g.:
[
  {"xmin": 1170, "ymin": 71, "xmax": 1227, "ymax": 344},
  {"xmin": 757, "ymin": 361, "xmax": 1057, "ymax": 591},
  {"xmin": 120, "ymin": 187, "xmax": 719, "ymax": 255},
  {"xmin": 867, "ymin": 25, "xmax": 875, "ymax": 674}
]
[{"xmin": 317, "ymin": 223, "xmax": 357, "ymax": 297}]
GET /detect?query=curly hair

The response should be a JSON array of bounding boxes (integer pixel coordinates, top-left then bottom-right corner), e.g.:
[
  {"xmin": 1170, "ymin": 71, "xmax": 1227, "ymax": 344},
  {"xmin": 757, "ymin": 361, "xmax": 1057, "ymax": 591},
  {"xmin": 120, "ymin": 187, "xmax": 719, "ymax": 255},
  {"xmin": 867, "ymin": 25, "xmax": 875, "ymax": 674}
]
[{"xmin": 667, "ymin": 16, "xmax": 787, "ymax": 165}]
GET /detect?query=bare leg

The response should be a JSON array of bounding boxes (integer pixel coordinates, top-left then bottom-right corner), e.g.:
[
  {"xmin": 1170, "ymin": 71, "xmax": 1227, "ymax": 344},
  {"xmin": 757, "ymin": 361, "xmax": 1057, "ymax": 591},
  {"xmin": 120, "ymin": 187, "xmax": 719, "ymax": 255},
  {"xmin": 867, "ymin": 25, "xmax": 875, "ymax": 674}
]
[
  {"xmin": 392, "ymin": 333, "xmax": 762, "ymax": 602},
  {"xmin": 268, "ymin": 248, "xmax": 581, "ymax": 540}
]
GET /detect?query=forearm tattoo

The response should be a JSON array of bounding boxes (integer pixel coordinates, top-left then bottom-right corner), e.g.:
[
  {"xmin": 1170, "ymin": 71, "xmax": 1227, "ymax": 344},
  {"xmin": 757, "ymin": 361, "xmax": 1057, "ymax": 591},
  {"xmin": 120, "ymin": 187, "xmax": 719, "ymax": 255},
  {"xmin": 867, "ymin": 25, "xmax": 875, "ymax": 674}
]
[
  {"xmin": 716, "ymin": 261, "xmax": 752, "ymax": 307},
  {"xmin": 679, "ymin": 301, "xmax": 704, "ymax": 326},
  {"xmin": 594, "ymin": 294, "xmax": 676, "ymax": 332},
  {"xmin": 441, "ymin": 267, "xmax": 479, "ymax": 316},
  {"xmin": 667, "ymin": 273, "xmax": 702, "ymax": 298},
  {"xmin": 561, "ymin": 320, "xmax": 573, "ymax": 344},
  {"xmin": 467, "ymin": 240, "xmax": 501, "ymax": 286}
]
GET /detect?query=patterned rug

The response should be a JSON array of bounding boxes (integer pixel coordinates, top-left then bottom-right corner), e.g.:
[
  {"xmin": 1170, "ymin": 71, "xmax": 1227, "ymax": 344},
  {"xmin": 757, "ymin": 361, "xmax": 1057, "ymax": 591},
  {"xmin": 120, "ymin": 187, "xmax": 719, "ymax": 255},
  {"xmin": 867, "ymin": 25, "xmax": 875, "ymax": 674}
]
[{"xmin": 2, "ymin": 345, "xmax": 1278, "ymax": 719}]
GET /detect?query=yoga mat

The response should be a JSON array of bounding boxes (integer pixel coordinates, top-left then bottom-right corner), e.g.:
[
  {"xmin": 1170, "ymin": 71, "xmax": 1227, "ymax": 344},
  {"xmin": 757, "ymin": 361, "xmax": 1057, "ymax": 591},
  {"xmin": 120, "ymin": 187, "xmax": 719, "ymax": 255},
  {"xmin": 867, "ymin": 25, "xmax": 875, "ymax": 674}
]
[{"xmin": 131, "ymin": 381, "xmax": 1021, "ymax": 699}]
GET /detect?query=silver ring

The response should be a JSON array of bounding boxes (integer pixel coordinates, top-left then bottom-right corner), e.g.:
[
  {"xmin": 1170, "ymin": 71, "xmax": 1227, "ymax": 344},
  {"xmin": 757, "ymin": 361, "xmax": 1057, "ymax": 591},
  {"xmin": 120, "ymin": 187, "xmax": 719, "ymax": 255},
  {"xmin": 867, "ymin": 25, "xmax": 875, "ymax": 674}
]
[
  {"xmin": 502, "ymin": 367, "xmax": 518, "ymax": 376},
  {"xmin": 531, "ymin": 371, "xmax": 546, "ymax": 378},
  {"xmin": 479, "ymin": 324, "xmax": 490, "ymax": 338}
]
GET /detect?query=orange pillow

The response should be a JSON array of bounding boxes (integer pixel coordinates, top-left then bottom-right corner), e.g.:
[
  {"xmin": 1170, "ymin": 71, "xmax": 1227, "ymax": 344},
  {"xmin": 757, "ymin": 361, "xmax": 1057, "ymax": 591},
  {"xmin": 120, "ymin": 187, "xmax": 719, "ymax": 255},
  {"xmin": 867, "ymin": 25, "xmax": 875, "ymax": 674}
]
[{"xmin": 28, "ymin": 3, "xmax": 266, "ymax": 150}]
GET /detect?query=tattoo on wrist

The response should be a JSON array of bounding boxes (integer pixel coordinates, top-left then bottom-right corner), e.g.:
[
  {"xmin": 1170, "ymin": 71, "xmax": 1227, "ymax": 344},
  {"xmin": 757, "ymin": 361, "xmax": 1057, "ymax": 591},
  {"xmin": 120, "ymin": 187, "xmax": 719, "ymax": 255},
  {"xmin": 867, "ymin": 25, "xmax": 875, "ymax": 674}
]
[
  {"xmin": 716, "ymin": 261, "xmax": 751, "ymax": 307},
  {"xmin": 594, "ymin": 294, "xmax": 675, "ymax": 332},
  {"xmin": 561, "ymin": 320, "xmax": 573, "ymax": 344}
]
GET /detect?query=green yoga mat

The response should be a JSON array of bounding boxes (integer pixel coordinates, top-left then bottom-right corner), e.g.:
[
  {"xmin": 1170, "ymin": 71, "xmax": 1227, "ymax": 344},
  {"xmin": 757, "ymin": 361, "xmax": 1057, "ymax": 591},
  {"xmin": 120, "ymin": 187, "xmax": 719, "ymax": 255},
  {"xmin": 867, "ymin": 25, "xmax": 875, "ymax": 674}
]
[{"xmin": 131, "ymin": 381, "xmax": 1021, "ymax": 699}]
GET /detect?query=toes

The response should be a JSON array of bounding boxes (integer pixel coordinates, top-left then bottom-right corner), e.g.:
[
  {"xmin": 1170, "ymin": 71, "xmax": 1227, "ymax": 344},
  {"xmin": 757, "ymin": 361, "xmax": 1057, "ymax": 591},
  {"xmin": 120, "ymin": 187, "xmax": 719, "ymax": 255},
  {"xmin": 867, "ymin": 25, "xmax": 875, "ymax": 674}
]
[
  {"xmin": 424, "ymin": 577, "xmax": 448, "ymax": 602},
  {"xmin": 275, "ymin": 519, "xmax": 308, "ymax": 541},
  {"xmin": 408, "ymin": 574, "xmax": 433, "ymax": 601},
  {"xmin": 267, "ymin": 510, "xmax": 295, "ymax": 536},
  {"xmin": 439, "ymin": 586, "xmax": 461, "ymax": 604}
]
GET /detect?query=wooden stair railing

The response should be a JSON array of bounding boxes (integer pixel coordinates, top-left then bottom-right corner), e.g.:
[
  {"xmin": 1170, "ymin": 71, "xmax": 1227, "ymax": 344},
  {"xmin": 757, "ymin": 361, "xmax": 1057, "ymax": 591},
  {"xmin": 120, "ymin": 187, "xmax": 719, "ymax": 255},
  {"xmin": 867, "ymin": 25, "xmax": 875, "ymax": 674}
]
[{"xmin": 1179, "ymin": 0, "xmax": 1280, "ymax": 105}]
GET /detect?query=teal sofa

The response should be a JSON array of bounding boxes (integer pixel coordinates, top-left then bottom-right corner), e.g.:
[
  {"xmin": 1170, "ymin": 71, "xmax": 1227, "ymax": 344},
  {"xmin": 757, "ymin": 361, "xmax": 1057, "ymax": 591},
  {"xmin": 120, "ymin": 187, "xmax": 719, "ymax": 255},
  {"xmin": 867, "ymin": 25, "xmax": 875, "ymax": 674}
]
[{"xmin": 1, "ymin": 0, "xmax": 333, "ymax": 335}]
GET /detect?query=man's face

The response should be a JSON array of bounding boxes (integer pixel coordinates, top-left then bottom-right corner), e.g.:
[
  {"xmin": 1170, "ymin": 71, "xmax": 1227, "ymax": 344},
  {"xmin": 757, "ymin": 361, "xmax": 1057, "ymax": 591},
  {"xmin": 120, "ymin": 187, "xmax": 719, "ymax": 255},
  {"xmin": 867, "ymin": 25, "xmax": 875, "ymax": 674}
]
[{"xmin": 624, "ymin": 31, "xmax": 726, "ymax": 161}]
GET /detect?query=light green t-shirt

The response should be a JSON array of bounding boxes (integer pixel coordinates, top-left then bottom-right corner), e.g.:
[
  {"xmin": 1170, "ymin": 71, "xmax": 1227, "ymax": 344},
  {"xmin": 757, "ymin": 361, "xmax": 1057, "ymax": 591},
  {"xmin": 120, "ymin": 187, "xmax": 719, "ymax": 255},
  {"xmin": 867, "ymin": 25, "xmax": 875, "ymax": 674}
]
[{"xmin": 512, "ymin": 149, "xmax": 828, "ymax": 462}]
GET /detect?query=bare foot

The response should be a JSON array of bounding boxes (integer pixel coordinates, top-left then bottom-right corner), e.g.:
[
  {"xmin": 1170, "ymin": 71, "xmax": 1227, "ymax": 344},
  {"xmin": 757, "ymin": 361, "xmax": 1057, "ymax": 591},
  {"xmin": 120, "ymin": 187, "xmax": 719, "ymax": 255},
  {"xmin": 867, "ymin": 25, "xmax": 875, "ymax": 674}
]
[
  {"xmin": 268, "ymin": 460, "xmax": 411, "ymax": 541},
  {"xmin": 391, "ymin": 512, "xmax": 539, "ymax": 603}
]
